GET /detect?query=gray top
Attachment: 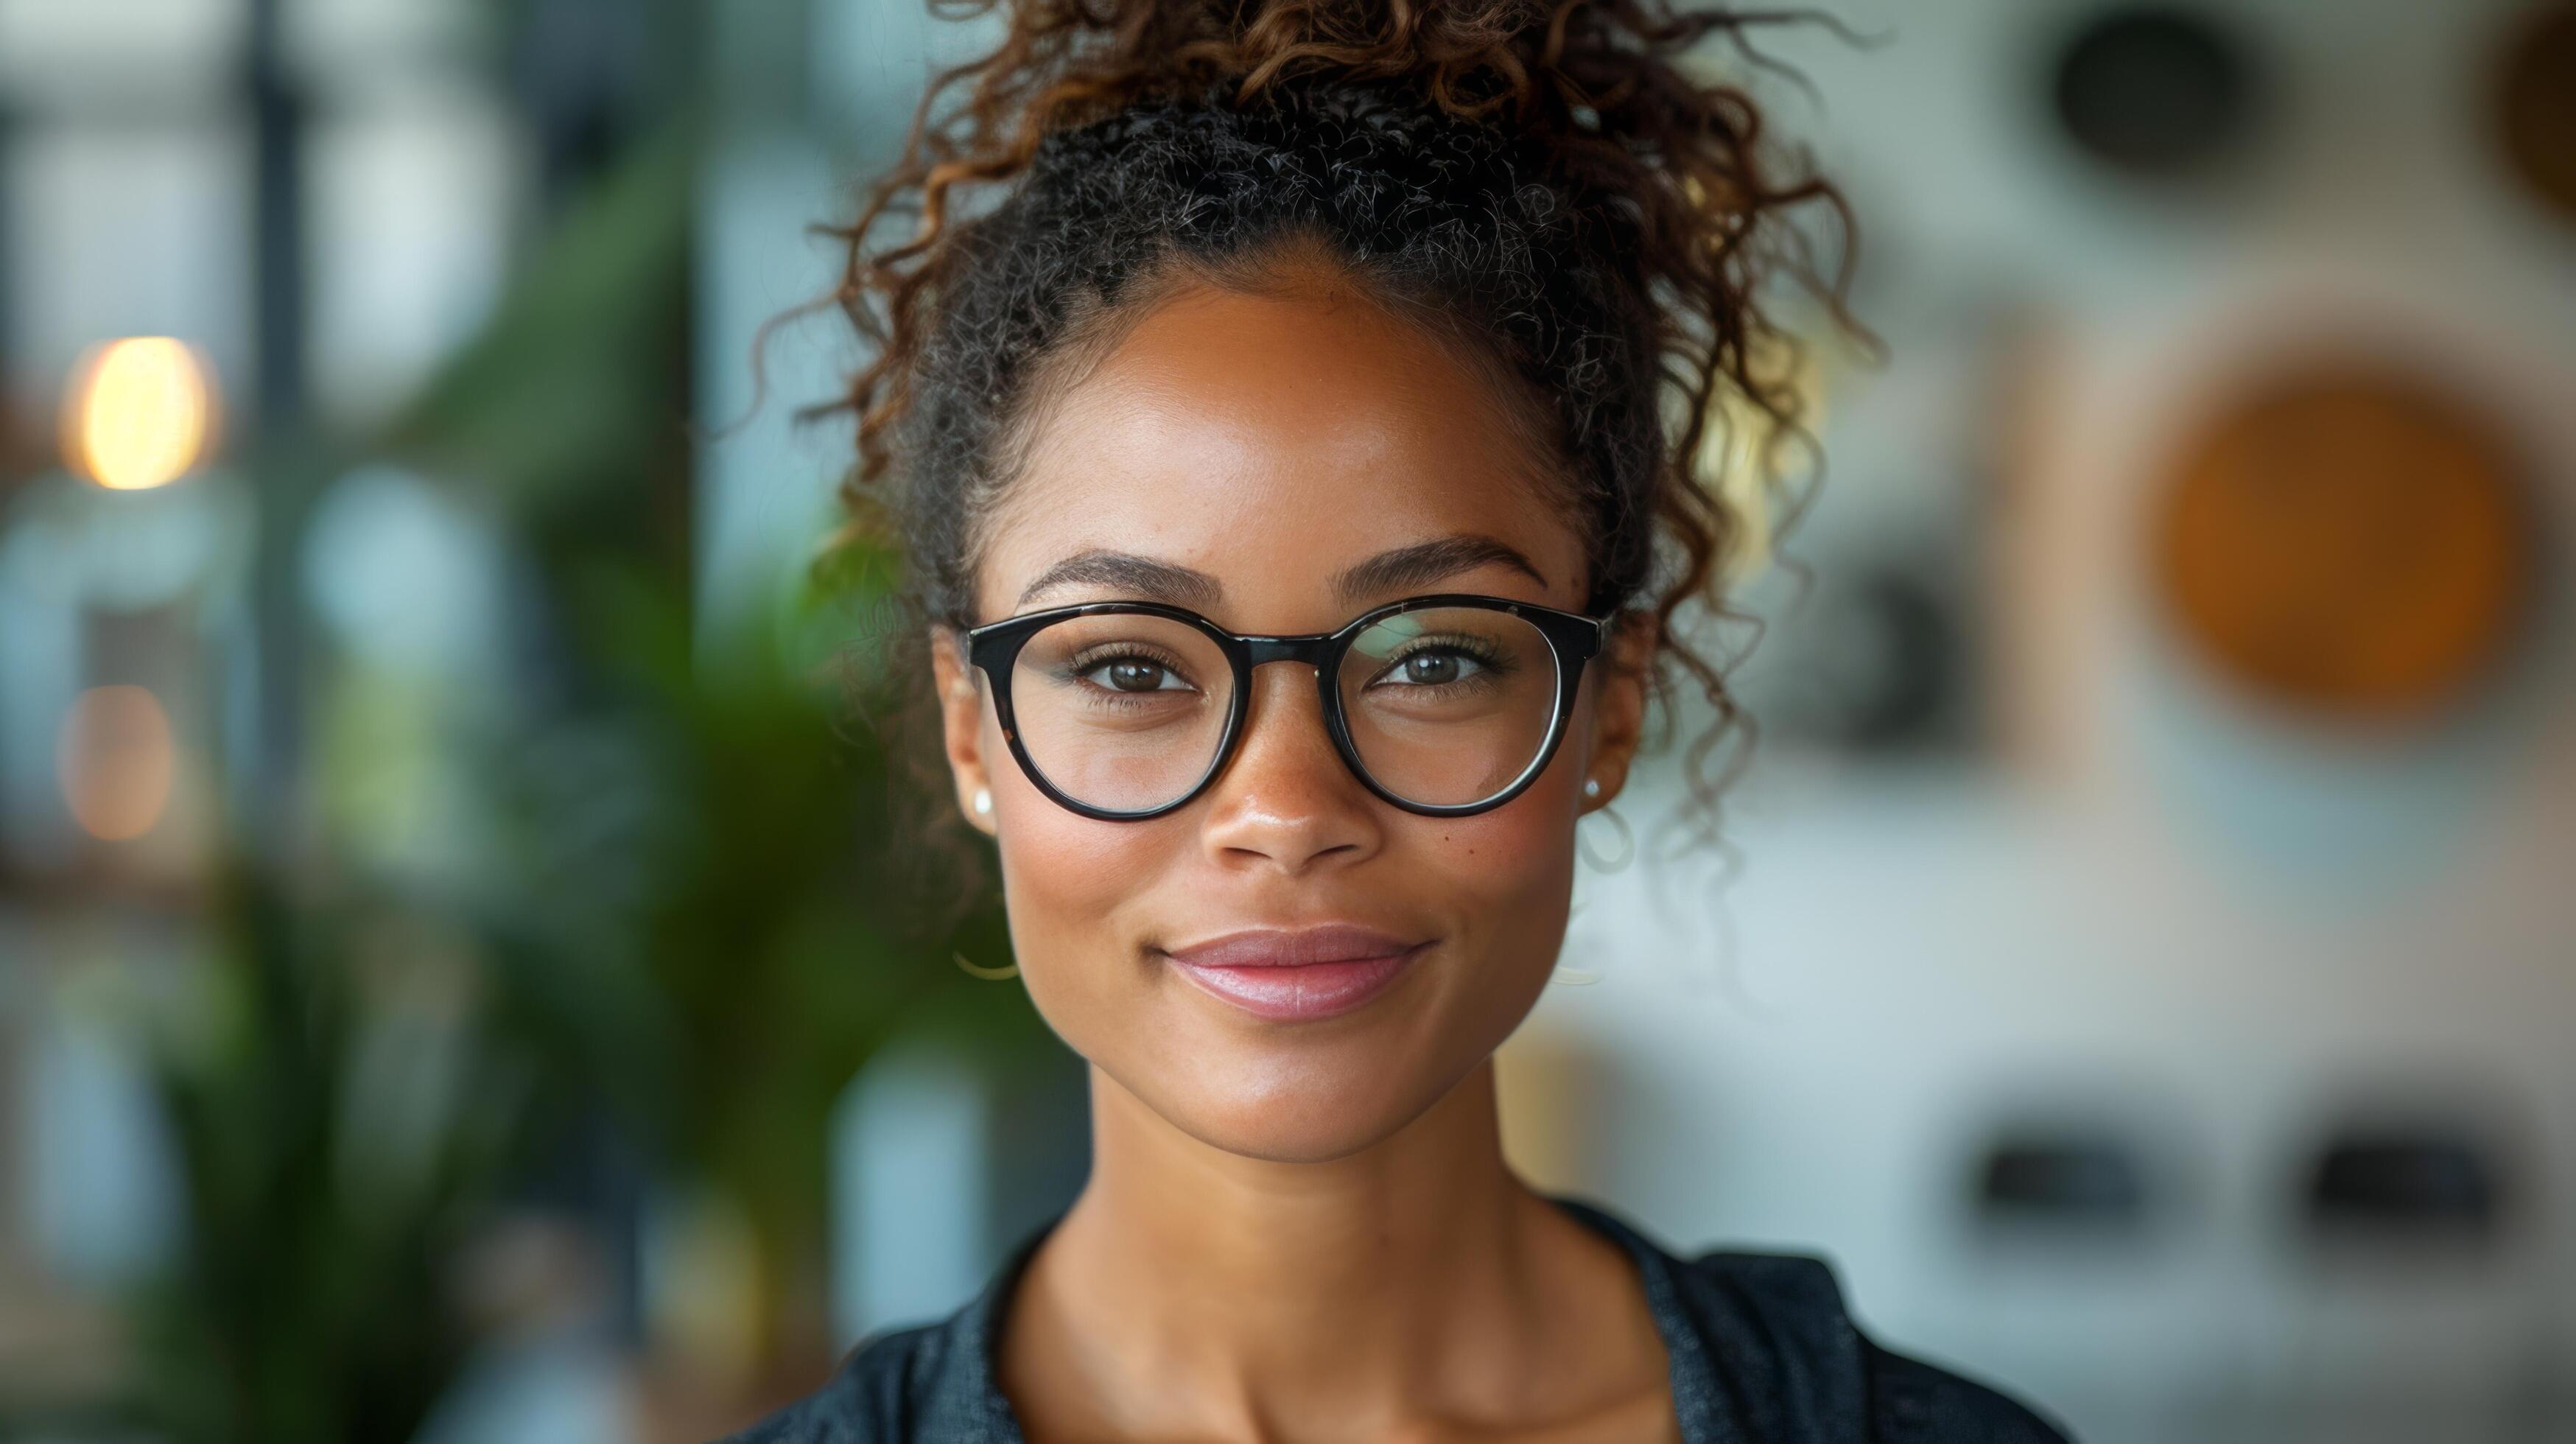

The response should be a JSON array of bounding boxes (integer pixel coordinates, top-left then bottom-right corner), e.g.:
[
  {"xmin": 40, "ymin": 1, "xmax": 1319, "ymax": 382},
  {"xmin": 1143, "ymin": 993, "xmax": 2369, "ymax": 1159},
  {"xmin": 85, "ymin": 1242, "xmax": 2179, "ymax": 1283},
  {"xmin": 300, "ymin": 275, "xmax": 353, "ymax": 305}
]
[{"xmin": 719, "ymin": 1191, "xmax": 2074, "ymax": 1443}]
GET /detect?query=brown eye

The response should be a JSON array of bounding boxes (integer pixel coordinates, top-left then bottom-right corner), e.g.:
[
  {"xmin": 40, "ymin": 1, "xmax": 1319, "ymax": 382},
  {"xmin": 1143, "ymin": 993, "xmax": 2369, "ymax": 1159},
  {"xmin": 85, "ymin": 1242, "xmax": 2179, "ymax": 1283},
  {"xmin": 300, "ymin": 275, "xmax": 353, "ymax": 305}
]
[
  {"xmin": 1073, "ymin": 652, "xmax": 1192, "ymax": 693},
  {"xmin": 1370, "ymin": 645, "xmax": 1489, "ymax": 690},
  {"xmin": 1107, "ymin": 659, "xmax": 1168, "ymax": 691}
]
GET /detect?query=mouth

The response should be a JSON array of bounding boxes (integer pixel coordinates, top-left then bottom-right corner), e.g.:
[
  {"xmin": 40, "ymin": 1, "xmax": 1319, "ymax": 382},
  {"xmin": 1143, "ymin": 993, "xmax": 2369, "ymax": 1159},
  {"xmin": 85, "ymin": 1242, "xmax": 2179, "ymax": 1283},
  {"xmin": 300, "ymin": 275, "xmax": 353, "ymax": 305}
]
[{"xmin": 1156, "ymin": 925, "xmax": 1432, "ymax": 1023}]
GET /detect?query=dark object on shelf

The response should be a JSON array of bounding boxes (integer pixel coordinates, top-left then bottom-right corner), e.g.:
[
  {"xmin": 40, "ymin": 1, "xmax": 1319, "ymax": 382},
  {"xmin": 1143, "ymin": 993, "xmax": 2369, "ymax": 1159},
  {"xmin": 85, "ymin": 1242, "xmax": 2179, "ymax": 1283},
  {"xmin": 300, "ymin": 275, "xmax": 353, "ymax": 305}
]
[
  {"xmin": 2492, "ymin": 2, "xmax": 2576, "ymax": 222},
  {"xmin": 2303, "ymin": 1132, "xmax": 2506, "ymax": 1243},
  {"xmin": 1812, "ymin": 569, "xmax": 1962, "ymax": 751},
  {"xmin": 1761, "ymin": 558, "xmax": 1972, "ymax": 757},
  {"xmin": 1973, "ymin": 1132, "xmax": 2152, "ymax": 1232},
  {"xmin": 2049, "ymin": 6, "xmax": 2261, "ymax": 176}
]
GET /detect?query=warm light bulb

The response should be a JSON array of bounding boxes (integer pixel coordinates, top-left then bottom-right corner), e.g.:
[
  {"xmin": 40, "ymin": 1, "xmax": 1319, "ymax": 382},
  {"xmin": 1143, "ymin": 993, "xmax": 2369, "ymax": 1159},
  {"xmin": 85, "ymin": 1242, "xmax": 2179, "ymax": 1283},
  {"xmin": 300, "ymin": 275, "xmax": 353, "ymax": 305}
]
[{"xmin": 63, "ymin": 337, "xmax": 216, "ymax": 491}]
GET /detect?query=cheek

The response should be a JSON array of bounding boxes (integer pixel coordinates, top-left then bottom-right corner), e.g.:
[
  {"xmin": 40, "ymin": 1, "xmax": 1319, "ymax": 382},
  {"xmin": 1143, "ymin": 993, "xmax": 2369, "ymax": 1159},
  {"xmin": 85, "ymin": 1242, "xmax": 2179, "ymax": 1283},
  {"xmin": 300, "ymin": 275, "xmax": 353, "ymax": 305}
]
[
  {"xmin": 993, "ymin": 806, "xmax": 1173, "ymax": 949},
  {"xmin": 994, "ymin": 812, "xmax": 1179, "ymax": 1061},
  {"xmin": 981, "ymin": 712, "xmax": 1186, "ymax": 1022},
  {"xmin": 1410, "ymin": 795, "xmax": 1582, "ymax": 986}
]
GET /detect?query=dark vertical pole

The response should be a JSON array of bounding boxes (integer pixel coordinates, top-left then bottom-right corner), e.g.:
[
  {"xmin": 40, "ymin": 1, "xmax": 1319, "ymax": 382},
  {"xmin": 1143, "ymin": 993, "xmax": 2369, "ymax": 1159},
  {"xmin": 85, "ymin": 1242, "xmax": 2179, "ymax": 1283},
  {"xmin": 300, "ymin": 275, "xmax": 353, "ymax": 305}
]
[
  {"xmin": 248, "ymin": 0, "xmax": 303, "ymax": 434},
  {"xmin": 245, "ymin": 0, "xmax": 308, "ymax": 863},
  {"xmin": 0, "ymin": 103, "xmax": 18, "ymax": 475}
]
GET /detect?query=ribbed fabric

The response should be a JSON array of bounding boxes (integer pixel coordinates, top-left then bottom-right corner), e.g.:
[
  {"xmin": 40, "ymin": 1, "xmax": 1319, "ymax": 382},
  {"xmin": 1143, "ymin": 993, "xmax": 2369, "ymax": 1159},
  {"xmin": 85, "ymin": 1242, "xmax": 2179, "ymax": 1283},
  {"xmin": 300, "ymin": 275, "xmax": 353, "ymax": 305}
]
[{"xmin": 718, "ymin": 1192, "xmax": 2074, "ymax": 1443}]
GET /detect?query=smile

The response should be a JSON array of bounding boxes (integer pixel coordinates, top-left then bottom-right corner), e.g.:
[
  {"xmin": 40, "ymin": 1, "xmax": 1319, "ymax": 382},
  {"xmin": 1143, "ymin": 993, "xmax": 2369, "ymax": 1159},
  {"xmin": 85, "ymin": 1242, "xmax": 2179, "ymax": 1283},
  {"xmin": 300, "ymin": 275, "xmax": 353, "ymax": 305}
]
[{"xmin": 1157, "ymin": 925, "xmax": 1432, "ymax": 1022}]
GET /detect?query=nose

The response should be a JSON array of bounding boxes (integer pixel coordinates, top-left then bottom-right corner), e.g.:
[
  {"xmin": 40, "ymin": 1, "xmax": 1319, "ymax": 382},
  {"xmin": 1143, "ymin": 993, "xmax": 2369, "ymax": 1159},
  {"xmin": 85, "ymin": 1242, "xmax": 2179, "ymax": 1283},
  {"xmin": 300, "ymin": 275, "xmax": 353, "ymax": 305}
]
[{"xmin": 1196, "ymin": 661, "xmax": 1383, "ymax": 875}]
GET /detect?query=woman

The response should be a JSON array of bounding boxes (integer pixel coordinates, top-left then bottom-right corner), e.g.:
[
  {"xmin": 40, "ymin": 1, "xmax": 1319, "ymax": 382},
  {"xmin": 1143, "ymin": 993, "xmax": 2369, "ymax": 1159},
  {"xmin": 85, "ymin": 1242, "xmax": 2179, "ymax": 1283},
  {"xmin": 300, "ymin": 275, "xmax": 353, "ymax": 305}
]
[{"xmin": 731, "ymin": 1, "xmax": 2071, "ymax": 1439}]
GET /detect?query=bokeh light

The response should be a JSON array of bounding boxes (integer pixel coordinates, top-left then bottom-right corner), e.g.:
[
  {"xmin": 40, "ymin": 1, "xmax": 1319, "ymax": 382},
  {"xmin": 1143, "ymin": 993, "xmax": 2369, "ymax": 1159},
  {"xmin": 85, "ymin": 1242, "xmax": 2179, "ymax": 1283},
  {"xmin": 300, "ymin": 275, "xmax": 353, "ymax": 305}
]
[
  {"xmin": 60, "ymin": 337, "xmax": 217, "ymax": 491},
  {"xmin": 55, "ymin": 684, "xmax": 177, "ymax": 841}
]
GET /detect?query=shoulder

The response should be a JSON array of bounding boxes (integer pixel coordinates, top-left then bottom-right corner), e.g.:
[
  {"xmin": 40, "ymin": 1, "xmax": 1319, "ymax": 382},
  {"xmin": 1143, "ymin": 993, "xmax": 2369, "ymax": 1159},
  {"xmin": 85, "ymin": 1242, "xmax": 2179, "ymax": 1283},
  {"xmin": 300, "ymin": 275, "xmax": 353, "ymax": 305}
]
[
  {"xmin": 709, "ymin": 1319, "xmax": 955, "ymax": 1444},
  {"xmin": 1863, "ymin": 1336, "xmax": 2073, "ymax": 1443},
  {"xmin": 1673, "ymin": 1250, "xmax": 2075, "ymax": 1443}
]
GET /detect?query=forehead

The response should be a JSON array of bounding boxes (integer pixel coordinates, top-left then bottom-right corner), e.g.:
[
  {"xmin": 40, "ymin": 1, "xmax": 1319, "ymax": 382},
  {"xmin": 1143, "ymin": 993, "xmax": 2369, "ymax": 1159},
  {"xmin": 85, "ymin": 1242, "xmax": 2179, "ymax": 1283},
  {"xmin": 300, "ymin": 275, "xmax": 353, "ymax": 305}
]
[{"xmin": 974, "ymin": 280, "xmax": 1585, "ymax": 625}]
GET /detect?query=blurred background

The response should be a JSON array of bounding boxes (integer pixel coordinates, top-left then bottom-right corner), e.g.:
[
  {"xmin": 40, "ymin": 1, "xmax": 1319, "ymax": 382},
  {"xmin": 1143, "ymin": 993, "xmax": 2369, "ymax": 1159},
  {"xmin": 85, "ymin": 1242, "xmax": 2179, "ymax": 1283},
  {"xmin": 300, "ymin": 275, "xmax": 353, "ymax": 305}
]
[{"xmin": 0, "ymin": 1, "xmax": 2569, "ymax": 1442}]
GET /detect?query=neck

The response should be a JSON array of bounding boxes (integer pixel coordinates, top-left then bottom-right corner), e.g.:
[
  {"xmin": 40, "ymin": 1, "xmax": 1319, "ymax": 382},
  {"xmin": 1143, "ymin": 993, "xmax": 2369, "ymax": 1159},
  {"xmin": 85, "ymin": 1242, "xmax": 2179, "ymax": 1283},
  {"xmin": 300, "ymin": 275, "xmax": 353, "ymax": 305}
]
[{"xmin": 1006, "ymin": 1055, "xmax": 1579, "ymax": 1437}]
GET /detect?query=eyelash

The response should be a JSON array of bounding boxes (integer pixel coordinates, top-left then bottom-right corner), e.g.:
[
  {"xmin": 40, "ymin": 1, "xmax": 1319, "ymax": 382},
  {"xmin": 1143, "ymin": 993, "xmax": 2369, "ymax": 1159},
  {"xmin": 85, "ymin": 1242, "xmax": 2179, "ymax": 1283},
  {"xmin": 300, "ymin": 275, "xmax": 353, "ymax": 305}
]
[
  {"xmin": 1369, "ymin": 634, "xmax": 1514, "ymax": 688},
  {"xmin": 1058, "ymin": 644, "xmax": 1196, "ymax": 698}
]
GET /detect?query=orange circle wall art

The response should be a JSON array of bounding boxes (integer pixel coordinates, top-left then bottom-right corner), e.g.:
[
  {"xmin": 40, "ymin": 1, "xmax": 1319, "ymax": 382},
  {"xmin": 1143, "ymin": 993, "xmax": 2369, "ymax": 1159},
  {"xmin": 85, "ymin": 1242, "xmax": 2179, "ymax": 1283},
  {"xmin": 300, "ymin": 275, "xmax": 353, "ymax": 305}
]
[{"xmin": 2155, "ymin": 369, "xmax": 2533, "ymax": 722}]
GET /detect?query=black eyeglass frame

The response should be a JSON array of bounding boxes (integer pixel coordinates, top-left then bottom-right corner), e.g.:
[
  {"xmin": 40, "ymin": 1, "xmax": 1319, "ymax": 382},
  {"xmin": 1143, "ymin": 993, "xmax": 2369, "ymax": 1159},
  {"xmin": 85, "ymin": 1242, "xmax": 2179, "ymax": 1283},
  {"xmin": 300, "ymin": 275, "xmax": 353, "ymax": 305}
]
[{"xmin": 961, "ymin": 592, "xmax": 1618, "ymax": 821}]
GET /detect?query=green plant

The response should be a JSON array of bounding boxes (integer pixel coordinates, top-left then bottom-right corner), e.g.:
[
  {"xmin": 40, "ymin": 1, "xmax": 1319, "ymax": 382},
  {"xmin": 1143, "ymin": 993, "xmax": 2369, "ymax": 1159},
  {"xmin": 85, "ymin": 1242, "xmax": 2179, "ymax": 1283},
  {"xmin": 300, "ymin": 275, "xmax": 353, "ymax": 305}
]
[{"xmin": 128, "ymin": 858, "xmax": 531, "ymax": 1444}]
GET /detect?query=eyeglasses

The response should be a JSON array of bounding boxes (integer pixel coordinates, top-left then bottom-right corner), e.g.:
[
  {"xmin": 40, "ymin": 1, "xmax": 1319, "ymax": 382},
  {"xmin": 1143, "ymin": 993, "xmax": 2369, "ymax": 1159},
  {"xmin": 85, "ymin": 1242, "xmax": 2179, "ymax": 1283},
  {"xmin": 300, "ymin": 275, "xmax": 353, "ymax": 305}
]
[{"xmin": 961, "ymin": 592, "xmax": 1616, "ymax": 821}]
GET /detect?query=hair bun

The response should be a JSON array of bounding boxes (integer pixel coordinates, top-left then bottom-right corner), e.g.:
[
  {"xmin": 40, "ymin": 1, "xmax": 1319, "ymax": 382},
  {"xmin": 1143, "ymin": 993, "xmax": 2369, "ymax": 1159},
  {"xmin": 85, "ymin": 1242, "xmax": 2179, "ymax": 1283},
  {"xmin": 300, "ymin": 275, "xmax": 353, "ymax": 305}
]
[{"xmin": 967, "ymin": 0, "xmax": 1791, "ymax": 160}]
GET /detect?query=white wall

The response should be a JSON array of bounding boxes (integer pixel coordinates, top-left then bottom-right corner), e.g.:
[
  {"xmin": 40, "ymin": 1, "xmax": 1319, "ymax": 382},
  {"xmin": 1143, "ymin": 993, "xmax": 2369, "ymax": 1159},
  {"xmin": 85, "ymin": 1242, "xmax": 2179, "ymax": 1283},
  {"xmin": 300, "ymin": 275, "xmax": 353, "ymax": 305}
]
[{"xmin": 1513, "ymin": 2, "xmax": 2576, "ymax": 1438}]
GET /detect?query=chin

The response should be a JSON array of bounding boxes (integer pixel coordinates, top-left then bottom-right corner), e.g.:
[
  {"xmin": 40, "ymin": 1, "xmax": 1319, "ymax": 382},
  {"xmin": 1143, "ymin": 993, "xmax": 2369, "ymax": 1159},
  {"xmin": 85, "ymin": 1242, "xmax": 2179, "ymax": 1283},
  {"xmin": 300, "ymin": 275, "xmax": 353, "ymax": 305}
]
[
  {"xmin": 1111, "ymin": 1025, "xmax": 1485, "ymax": 1163},
  {"xmin": 1159, "ymin": 1085, "xmax": 1426, "ymax": 1164}
]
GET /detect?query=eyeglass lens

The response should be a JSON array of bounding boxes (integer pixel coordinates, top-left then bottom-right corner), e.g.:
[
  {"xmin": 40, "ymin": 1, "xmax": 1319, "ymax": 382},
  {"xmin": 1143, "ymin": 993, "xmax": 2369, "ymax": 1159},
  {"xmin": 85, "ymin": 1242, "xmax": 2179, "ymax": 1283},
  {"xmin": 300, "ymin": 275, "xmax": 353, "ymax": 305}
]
[{"xmin": 1006, "ymin": 606, "xmax": 1562, "ymax": 813}]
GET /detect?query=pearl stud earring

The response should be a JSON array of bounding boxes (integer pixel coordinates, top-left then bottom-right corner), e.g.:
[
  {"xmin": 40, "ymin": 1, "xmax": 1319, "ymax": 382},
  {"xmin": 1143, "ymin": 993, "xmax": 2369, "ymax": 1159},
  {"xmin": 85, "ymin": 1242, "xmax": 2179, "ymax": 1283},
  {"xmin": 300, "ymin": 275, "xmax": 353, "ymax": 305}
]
[
  {"xmin": 972, "ymin": 787, "xmax": 992, "ymax": 816},
  {"xmin": 1583, "ymin": 777, "xmax": 1602, "ymax": 799}
]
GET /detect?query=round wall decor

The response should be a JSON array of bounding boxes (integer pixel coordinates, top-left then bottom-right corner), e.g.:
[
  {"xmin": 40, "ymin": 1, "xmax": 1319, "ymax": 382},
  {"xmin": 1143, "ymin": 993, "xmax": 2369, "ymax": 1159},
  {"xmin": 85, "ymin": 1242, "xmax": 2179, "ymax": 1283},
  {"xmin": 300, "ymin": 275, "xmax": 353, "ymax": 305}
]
[{"xmin": 2153, "ymin": 368, "xmax": 2533, "ymax": 720}]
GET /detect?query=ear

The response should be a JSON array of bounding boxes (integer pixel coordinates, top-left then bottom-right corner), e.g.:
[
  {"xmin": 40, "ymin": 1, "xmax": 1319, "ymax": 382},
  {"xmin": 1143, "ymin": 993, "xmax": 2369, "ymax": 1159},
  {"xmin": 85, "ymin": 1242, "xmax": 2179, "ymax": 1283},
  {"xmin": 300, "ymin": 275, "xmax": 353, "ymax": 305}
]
[
  {"xmin": 1579, "ymin": 610, "xmax": 1655, "ymax": 812},
  {"xmin": 927, "ymin": 628, "xmax": 998, "ymax": 836}
]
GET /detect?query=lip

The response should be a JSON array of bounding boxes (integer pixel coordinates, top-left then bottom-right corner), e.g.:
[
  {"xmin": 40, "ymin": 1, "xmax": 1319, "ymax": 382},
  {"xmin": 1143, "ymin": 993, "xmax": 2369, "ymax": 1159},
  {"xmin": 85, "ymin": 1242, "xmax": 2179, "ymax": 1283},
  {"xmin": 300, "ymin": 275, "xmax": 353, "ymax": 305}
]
[{"xmin": 1159, "ymin": 925, "xmax": 1431, "ymax": 1022}]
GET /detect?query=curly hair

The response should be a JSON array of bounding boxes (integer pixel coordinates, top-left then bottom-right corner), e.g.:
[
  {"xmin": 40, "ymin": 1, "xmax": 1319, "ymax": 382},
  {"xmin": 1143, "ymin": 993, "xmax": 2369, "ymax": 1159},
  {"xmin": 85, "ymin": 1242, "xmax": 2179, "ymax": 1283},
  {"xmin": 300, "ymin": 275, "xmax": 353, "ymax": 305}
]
[{"xmin": 803, "ymin": 0, "xmax": 1876, "ymax": 919}]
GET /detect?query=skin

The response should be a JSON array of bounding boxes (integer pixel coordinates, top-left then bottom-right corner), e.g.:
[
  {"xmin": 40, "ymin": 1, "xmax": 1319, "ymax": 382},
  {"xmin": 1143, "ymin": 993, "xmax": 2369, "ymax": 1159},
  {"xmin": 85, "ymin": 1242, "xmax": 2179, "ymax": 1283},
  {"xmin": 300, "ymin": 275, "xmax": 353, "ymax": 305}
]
[{"xmin": 928, "ymin": 259, "xmax": 1668, "ymax": 1443}]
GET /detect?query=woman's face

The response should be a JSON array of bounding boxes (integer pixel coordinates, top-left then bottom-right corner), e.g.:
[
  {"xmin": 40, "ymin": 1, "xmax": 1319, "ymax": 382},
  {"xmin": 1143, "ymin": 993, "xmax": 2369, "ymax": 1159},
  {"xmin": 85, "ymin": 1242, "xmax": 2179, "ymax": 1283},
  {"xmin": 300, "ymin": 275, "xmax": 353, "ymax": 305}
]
[{"xmin": 931, "ymin": 272, "xmax": 1647, "ymax": 1164}]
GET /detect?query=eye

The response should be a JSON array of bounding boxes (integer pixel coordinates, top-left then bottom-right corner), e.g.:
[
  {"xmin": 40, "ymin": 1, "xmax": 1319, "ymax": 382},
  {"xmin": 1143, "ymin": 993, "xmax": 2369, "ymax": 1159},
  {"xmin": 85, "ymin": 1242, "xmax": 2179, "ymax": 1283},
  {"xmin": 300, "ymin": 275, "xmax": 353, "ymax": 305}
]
[
  {"xmin": 1372, "ymin": 645, "xmax": 1488, "ymax": 688},
  {"xmin": 1078, "ymin": 653, "xmax": 1194, "ymax": 693}
]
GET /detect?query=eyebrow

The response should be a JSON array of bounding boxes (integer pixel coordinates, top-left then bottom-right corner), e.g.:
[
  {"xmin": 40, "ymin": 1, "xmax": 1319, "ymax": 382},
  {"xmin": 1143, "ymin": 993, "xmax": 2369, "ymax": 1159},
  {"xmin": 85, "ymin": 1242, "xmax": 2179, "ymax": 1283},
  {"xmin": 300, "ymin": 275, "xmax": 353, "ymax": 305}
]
[
  {"xmin": 1329, "ymin": 535, "xmax": 1547, "ymax": 606},
  {"xmin": 1014, "ymin": 533, "xmax": 1548, "ymax": 611},
  {"xmin": 1016, "ymin": 550, "xmax": 1221, "ymax": 609}
]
